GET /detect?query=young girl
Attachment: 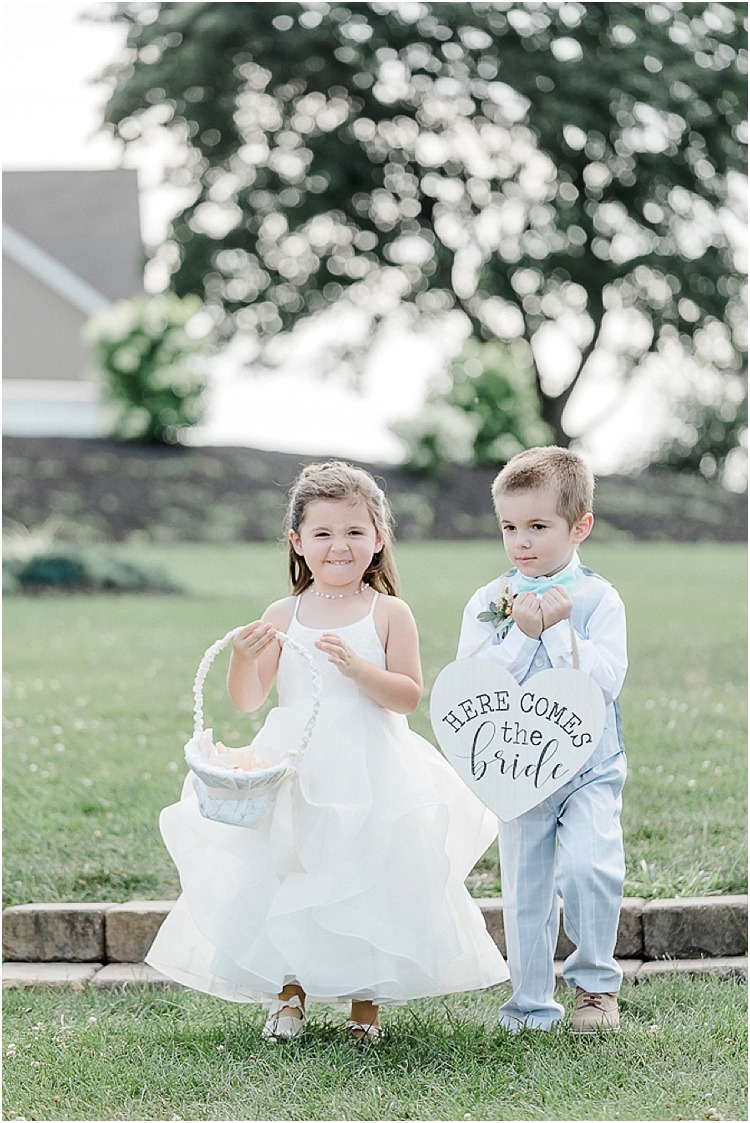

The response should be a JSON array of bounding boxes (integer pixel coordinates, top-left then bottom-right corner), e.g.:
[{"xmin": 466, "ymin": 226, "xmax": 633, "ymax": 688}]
[{"xmin": 147, "ymin": 461, "xmax": 508, "ymax": 1042}]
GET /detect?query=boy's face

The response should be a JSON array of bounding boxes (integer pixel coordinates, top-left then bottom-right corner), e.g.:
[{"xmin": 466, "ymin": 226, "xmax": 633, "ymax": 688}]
[{"xmin": 495, "ymin": 487, "xmax": 593, "ymax": 579}]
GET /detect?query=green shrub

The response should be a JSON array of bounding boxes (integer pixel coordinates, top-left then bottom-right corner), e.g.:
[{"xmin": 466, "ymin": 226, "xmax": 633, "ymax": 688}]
[
  {"xmin": 83, "ymin": 292, "xmax": 213, "ymax": 444},
  {"xmin": 392, "ymin": 339, "xmax": 553, "ymax": 474},
  {"xmin": 3, "ymin": 546, "xmax": 181, "ymax": 594}
]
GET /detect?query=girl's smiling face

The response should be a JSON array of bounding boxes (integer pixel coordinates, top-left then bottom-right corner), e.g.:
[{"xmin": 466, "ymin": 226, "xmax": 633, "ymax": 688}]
[
  {"xmin": 289, "ymin": 498, "xmax": 383, "ymax": 594},
  {"xmin": 497, "ymin": 487, "xmax": 593, "ymax": 578}
]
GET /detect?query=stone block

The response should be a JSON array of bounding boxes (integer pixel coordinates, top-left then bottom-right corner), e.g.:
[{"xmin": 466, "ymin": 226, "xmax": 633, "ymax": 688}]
[
  {"xmin": 559, "ymin": 899, "xmax": 645, "ymax": 959},
  {"xmin": 480, "ymin": 900, "xmax": 505, "ymax": 955},
  {"xmin": 637, "ymin": 956, "xmax": 747, "ymax": 982},
  {"xmin": 615, "ymin": 898, "xmax": 645, "ymax": 958},
  {"xmin": 2, "ymin": 903, "xmax": 110, "ymax": 962},
  {"xmin": 482, "ymin": 898, "xmax": 645, "ymax": 960},
  {"xmin": 3, "ymin": 962, "xmax": 101, "ymax": 990},
  {"xmin": 105, "ymin": 900, "xmax": 174, "ymax": 963},
  {"xmin": 91, "ymin": 963, "xmax": 181, "ymax": 989},
  {"xmin": 556, "ymin": 911, "xmax": 576, "ymax": 959},
  {"xmin": 643, "ymin": 896, "xmax": 748, "ymax": 959}
]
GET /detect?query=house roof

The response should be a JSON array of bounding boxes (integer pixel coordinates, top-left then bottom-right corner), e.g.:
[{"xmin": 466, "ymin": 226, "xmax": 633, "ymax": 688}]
[
  {"xmin": 3, "ymin": 224, "xmax": 110, "ymax": 316},
  {"xmin": 2, "ymin": 169, "xmax": 143, "ymax": 302}
]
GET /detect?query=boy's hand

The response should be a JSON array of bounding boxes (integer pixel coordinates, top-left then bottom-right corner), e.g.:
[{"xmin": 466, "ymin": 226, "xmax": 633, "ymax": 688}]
[
  {"xmin": 231, "ymin": 621, "xmax": 278, "ymax": 663},
  {"xmin": 512, "ymin": 593, "xmax": 544, "ymax": 639},
  {"xmin": 540, "ymin": 586, "xmax": 573, "ymax": 630}
]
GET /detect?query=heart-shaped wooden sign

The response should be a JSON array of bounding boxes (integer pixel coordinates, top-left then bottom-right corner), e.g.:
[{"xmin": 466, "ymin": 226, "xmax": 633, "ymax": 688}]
[{"xmin": 430, "ymin": 658, "xmax": 606, "ymax": 822}]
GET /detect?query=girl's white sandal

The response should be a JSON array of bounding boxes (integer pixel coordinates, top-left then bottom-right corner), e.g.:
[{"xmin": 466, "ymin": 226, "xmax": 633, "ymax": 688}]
[
  {"xmin": 346, "ymin": 1019, "xmax": 382, "ymax": 1045},
  {"xmin": 261, "ymin": 995, "xmax": 306, "ymax": 1043}
]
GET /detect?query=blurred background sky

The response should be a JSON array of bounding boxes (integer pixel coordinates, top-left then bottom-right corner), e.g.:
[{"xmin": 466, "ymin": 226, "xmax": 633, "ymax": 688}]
[{"xmin": 2, "ymin": 0, "xmax": 725, "ymax": 472}]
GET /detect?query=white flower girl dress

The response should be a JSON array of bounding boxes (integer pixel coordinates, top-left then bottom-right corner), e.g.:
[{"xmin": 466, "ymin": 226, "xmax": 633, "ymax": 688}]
[{"xmin": 146, "ymin": 593, "xmax": 509, "ymax": 1004}]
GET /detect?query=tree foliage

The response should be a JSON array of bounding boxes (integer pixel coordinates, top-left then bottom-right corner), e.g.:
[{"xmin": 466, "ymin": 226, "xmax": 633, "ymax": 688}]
[
  {"xmin": 655, "ymin": 371, "xmax": 747, "ymax": 488},
  {"xmin": 98, "ymin": 1, "xmax": 747, "ymax": 448}
]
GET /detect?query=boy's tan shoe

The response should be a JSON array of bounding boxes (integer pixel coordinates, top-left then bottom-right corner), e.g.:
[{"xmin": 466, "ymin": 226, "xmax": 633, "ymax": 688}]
[{"xmin": 571, "ymin": 988, "xmax": 620, "ymax": 1034}]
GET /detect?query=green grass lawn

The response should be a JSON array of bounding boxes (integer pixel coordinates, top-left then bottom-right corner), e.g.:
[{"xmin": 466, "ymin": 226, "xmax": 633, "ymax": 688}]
[
  {"xmin": 3, "ymin": 541, "xmax": 747, "ymax": 1123},
  {"xmin": 2, "ymin": 975, "xmax": 746, "ymax": 1122},
  {"xmin": 3, "ymin": 540, "xmax": 746, "ymax": 905}
]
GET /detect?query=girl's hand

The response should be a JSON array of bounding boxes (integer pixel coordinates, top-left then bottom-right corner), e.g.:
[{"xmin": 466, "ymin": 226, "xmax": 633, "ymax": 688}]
[
  {"xmin": 512, "ymin": 592, "xmax": 544, "ymax": 639},
  {"xmin": 316, "ymin": 633, "xmax": 363, "ymax": 680},
  {"xmin": 231, "ymin": 621, "xmax": 278, "ymax": 663},
  {"xmin": 313, "ymin": 600, "xmax": 421, "ymax": 713},
  {"xmin": 540, "ymin": 587, "xmax": 573, "ymax": 630}
]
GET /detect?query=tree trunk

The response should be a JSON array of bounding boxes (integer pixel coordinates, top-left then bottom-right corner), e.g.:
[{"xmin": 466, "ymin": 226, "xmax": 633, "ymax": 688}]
[{"xmin": 536, "ymin": 388, "xmax": 569, "ymax": 447}]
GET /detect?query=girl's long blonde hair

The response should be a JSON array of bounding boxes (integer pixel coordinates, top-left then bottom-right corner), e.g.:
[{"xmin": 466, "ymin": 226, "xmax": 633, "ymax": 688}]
[{"xmin": 285, "ymin": 461, "xmax": 399, "ymax": 596}]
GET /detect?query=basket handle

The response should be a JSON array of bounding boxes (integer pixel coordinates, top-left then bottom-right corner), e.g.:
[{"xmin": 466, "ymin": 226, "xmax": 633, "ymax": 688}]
[{"xmin": 192, "ymin": 626, "xmax": 322, "ymax": 759}]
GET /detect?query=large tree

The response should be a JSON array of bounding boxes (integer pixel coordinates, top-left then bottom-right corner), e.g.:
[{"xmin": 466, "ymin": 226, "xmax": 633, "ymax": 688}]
[{"xmin": 97, "ymin": 1, "xmax": 747, "ymax": 448}]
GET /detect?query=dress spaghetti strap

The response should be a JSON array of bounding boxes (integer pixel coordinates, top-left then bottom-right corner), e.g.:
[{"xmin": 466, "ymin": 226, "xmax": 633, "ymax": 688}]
[{"xmin": 368, "ymin": 590, "xmax": 379, "ymax": 616}]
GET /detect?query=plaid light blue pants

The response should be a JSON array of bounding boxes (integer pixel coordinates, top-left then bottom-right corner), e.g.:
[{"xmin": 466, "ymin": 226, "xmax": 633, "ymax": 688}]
[{"xmin": 497, "ymin": 750, "xmax": 627, "ymax": 1032}]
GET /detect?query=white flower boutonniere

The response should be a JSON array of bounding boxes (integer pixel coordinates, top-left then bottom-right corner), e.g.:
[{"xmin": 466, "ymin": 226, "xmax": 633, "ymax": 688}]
[{"xmin": 477, "ymin": 585, "xmax": 515, "ymax": 639}]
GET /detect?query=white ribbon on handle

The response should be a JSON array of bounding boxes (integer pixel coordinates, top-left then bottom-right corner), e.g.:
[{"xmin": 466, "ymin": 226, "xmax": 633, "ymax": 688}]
[{"xmin": 191, "ymin": 626, "xmax": 322, "ymax": 759}]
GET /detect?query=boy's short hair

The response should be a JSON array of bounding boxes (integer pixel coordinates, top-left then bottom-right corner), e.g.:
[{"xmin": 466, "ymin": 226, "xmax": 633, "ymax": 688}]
[{"xmin": 491, "ymin": 446, "xmax": 594, "ymax": 527}]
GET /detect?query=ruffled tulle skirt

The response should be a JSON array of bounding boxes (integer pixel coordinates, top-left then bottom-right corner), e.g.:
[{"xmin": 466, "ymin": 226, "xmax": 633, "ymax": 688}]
[{"xmin": 146, "ymin": 699, "xmax": 508, "ymax": 1005}]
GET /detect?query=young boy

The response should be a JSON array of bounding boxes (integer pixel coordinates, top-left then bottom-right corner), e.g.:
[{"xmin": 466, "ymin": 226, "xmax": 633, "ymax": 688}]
[{"xmin": 457, "ymin": 446, "xmax": 627, "ymax": 1034}]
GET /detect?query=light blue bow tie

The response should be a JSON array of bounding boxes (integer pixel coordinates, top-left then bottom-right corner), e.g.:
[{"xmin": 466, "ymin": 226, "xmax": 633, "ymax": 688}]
[{"xmin": 515, "ymin": 570, "xmax": 577, "ymax": 596}]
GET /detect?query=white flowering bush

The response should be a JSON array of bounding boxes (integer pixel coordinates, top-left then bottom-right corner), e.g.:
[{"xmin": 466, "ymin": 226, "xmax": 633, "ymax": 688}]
[
  {"xmin": 83, "ymin": 292, "xmax": 213, "ymax": 443},
  {"xmin": 392, "ymin": 340, "xmax": 553, "ymax": 474},
  {"xmin": 392, "ymin": 403, "xmax": 480, "ymax": 473}
]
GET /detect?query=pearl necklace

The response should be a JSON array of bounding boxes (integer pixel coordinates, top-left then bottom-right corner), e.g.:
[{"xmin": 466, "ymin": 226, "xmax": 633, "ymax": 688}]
[{"xmin": 311, "ymin": 582, "xmax": 369, "ymax": 600}]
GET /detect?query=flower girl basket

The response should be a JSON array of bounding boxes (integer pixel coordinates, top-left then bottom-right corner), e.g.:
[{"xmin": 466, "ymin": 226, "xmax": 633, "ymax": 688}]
[{"xmin": 184, "ymin": 626, "xmax": 322, "ymax": 828}]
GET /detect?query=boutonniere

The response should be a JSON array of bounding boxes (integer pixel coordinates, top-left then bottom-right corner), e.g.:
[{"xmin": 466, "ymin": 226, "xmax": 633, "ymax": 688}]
[{"xmin": 477, "ymin": 585, "xmax": 515, "ymax": 638}]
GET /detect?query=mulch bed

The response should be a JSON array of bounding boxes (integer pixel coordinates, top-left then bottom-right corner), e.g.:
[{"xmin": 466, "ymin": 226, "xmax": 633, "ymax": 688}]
[{"xmin": 3, "ymin": 436, "xmax": 746, "ymax": 543}]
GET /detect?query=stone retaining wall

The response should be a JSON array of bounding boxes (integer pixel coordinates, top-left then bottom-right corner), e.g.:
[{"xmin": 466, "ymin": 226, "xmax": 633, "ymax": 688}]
[{"xmin": 4, "ymin": 896, "xmax": 747, "ymax": 965}]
